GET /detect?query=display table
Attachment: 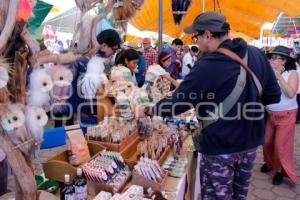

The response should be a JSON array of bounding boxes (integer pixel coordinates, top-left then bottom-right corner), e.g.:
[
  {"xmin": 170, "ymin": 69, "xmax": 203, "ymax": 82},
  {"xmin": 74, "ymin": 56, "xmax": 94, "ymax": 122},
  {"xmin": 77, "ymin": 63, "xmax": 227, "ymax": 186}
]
[{"xmin": 45, "ymin": 135, "xmax": 201, "ymax": 200}]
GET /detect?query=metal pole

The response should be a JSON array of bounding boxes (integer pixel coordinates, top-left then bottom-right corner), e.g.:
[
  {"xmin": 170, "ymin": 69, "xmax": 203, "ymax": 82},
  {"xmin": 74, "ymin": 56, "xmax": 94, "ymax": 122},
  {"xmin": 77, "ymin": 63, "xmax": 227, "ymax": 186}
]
[
  {"xmin": 158, "ymin": 0, "xmax": 163, "ymax": 52},
  {"xmin": 202, "ymin": 0, "xmax": 206, "ymax": 12}
]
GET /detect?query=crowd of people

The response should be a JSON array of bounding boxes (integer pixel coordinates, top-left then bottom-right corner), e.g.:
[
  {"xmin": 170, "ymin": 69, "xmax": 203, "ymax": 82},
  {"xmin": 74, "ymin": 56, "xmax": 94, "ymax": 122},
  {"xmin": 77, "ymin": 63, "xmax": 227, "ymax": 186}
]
[
  {"xmin": 49, "ymin": 12, "xmax": 300, "ymax": 199},
  {"xmin": 2, "ymin": 10, "xmax": 300, "ymax": 200}
]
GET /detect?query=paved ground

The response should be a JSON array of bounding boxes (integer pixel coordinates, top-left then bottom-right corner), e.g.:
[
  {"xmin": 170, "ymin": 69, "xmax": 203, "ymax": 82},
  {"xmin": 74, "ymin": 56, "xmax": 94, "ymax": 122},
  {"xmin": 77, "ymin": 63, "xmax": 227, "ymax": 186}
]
[
  {"xmin": 6, "ymin": 125, "xmax": 300, "ymax": 199},
  {"xmin": 247, "ymin": 125, "xmax": 300, "ymax": 200}
]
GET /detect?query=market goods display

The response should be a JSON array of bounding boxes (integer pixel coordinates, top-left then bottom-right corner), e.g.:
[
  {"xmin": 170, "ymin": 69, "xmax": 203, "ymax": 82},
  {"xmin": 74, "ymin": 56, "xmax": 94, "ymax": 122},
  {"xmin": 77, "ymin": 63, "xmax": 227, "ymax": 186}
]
[
  {"xmin": 66, "ymin": 128, "xmax": 91, "ymax": 165},
  {"xmin": 94, "ymin": 185, "xmax": 146, "ymax": 200},
  {"xmin": 81, "ymin": 151, "xmax": 130, "ymax": 193},
  {"xmin": 103, "ymin": 65, "xmax": 135, "ymax": 97},
  {"xmin": 151, "ymin": 76, "xmax": 172, "ymax": 102},
  {"xmin": 115, "ymin": 92, "xmax": 135, "ymax": 119},
  {"xmin": 162, "ymin": 156, "xmax": 188, "ymax": 178},
  {"xmin": 133, "ymin": 157, "xmax": 165, "ymax": 184},
  {"xmin": 137, "ymin": 133, "xmax": 168, "ymax": 160},
  {"xmin": 87, "ymin": 117, "xmax": 137, "ymax": 144}
]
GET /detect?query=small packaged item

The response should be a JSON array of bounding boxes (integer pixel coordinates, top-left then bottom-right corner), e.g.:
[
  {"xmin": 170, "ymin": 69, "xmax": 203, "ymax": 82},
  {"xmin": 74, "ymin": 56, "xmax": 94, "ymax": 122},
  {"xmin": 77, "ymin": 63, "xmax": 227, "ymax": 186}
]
[
  {"xmin": 93, "ymin": 191, "xmax": 112, "ymax": 200},
  {"xmin": 66, "ymin": 129, "xmax": 90, "ymax": 166},
  {"xmin": 81, "ymin": 151, "xmax": 130, "ymax": 193},
  {"xmin": 162, "ymin": 156, "xmax": 188, "ymax": 178}
]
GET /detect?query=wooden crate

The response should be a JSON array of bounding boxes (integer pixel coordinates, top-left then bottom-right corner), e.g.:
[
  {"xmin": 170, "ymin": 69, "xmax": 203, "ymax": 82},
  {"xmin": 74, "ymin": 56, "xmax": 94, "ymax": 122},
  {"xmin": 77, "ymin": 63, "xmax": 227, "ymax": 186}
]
[
  {"xmin": 131, "ymin": 170, "xmax": 168, "ymax": 192},
  {"xmin": 96, "ymin": 90, "xmax": 115, "ymax": 122},
  {"xmin": 86, "ymin": 172, "xmax": 131, "ymax": 196},
  {"xmin": 43, "ymin": 141, "xmax": 106, "ymax": 183},
  {"xmin": 89, "ymin": 129, "xmax": 138, "ymax": 152},
  {"xmin": 121, "ymin": 137, "xmax": 170, "ymax": 166},
  {"xmin": 43, "ymin": 142, "xmax": 130, "ymax": 195}
]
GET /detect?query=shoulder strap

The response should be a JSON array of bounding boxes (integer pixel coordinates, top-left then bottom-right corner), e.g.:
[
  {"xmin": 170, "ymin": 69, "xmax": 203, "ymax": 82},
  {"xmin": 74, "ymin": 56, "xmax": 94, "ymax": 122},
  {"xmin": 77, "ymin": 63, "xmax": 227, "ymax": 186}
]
[
  {"xmin": 202, "ymin": 52, "xmax": 247, "ymax": 128},
  {"xmin": 217, "ymin": 48, "xmax": 263, "ymax": 96}
]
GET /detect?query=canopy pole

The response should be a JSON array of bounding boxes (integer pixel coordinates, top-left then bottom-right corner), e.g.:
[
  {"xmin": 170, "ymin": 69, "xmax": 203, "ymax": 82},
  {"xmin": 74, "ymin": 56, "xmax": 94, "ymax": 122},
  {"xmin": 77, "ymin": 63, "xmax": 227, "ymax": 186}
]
[
  {"xmin": 158, "ymin": 0, "xmax": 163, "ymax": 52},
  {"xmin": 202, "ymin": 0, "xmax": 205, "ymax": 12}
]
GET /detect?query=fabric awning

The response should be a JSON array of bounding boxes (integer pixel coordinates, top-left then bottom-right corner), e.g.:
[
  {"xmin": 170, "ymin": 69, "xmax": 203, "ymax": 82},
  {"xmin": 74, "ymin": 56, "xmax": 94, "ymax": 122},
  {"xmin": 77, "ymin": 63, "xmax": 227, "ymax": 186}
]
[{"xmin": 130, "ymin": 0, "xmax": 300, "ymax": 39}]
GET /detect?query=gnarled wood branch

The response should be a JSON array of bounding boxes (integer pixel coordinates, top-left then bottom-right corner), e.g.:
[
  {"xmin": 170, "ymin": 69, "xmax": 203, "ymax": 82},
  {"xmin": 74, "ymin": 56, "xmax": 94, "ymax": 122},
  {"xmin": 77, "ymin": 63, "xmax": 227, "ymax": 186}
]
[
  {"xmin": 0, "ymin": 0, "xmax": 20, "ymax": 54},
  {"xmin": 74, "ymin": 0, "xmax": 114, "ymax": 54},
  {"xmin": 20, "ymin": 24, "xmax": 40, "ymax": 56},
  {"xmin": 90, "ymin": 0, "xmax": 115, "ymax": 49},
  {"xmin": 75, "ymin": 0, "xmax": 103, "ymax": 13},
  {"xmin": 29, "ymin": 50, "xmax": 82, "ymax": 67},
  {"xmin": 0, "ymin": 128, "xmax": 37, "ymax": 200}
]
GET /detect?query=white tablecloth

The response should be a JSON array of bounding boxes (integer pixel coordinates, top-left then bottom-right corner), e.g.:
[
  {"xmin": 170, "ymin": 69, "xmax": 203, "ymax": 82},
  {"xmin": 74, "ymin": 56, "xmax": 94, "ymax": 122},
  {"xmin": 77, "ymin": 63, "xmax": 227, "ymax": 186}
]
[{"xmin": 171, "ymin": 153, "xmax": 201, "ymax": 200}]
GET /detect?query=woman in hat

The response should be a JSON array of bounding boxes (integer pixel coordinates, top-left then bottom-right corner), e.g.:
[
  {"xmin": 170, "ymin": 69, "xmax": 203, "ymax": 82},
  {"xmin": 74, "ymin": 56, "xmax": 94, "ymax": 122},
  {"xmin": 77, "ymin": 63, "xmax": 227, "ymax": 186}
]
[{"xmin": 262, "ymin": 45, "xmax": 299, "ymax": 185}]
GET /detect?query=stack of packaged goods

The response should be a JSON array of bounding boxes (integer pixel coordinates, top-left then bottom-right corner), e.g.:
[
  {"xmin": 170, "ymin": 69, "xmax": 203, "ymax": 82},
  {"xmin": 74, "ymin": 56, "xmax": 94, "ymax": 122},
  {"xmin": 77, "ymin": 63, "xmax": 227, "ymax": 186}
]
[
  {"xmin": 87, "ymin": 117, "xmax": 137, "ymax": 144},
  {"xmin": 81, "ymin": 151, "xmax": 130, "ymax": 192}
]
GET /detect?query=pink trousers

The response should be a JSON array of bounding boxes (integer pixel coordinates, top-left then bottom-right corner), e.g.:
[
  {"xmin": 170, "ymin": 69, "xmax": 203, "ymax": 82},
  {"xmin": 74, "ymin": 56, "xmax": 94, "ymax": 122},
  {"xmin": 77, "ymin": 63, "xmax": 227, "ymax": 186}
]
[{"xmin": 263, "ymin": 109, "xmax": 297, "ymax": 183}]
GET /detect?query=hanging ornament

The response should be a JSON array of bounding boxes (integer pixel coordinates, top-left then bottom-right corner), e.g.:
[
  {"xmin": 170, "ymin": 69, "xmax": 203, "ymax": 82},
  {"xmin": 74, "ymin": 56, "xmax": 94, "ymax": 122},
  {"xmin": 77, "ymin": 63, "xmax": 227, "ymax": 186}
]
[
  {"xmin": 0, "ymin": 104, "xmax": 26, "ymax": 131},
  {"xmin": 25, "ymin": 106, "xmax": 48, "ymax": 143},
  {"xmin": 172, "ymin": 0, "xmax": 191, "ymax": 25},
  {"xmin": 49, "ymin": 65, "xmax": 73, "ymax": 87},
  {"xmin": 29, "ymin": 68, "xmax": 53, "ymax": 92},
  {"xmin": 16, "ymin": 0, "xmax": 33, "ymax": 22}
]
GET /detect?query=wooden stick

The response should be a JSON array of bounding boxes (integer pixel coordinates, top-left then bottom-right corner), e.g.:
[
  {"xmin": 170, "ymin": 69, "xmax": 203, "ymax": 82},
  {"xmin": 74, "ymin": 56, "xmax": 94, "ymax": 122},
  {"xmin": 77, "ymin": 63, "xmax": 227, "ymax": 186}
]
[
  {"xmin": 20, "ymin": 25, "xmax": 41, "ymax": 56},
  {"xmin": 0, "ymin": 0, "xmax": 20, "ymax": 53},
  {"xmin": 0, "ymin": 129, "xmax": 37, "ymax": 200}
]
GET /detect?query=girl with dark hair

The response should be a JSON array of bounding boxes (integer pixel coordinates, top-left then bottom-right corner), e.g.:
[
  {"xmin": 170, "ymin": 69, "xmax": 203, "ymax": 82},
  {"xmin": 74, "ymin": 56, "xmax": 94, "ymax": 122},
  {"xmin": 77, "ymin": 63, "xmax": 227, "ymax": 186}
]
[
  {"xmin": 115, "ymin": 49, "xmax": 140, "ymax": 84},
  {"xmin": 262, "ymin": 46, "xmax": 299, "ymax": 185}
]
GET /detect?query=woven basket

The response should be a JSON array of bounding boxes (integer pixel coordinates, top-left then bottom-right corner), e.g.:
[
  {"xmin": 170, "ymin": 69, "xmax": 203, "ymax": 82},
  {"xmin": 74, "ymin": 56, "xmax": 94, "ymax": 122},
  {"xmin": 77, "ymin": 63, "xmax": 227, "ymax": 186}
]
[{"xmin": 151, "ymin": 76, "xmax": 171, "ymax": 101}]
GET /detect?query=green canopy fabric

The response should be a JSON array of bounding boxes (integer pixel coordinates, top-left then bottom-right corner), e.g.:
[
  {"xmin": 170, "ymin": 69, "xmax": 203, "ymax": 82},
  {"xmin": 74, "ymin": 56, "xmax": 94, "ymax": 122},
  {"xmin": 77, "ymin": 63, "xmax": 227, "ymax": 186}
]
[{"xmin": 28, "ymin": 0, "xmax": 53, "ymax": 33}]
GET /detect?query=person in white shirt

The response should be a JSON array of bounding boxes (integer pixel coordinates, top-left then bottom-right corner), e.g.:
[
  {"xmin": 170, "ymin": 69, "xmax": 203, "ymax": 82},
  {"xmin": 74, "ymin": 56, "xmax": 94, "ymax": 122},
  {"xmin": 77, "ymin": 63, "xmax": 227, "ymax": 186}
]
[
  {"xmin": 262, "ymin": 46, "xmax": 299, "ymax": 185},
  {"xmin": 182, "ymin": 46, "xmax": 199, "ymax": 78}
]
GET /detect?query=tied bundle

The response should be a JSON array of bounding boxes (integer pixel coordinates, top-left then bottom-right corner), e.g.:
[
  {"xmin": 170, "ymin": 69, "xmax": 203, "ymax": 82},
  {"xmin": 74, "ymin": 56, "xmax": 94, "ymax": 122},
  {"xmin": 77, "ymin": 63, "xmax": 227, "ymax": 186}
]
[{"xmin": 113, "ymin": 0, "xmax": 138, "ymax": 30}]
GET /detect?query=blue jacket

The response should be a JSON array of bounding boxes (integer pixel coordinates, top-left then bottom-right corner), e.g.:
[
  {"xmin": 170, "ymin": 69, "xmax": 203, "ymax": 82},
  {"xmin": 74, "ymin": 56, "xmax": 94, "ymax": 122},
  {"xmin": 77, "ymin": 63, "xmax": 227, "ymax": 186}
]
[
  {"xmin": 68, "ymin": 52, "xmax": 107, "ymax": 118},
  {"xmin": 155, "ymin": 38, "xmax": 281, "ymax": 155},
  {"xmin": 135, "ymin": 56, "xmax": 146, "ymax": 87}
]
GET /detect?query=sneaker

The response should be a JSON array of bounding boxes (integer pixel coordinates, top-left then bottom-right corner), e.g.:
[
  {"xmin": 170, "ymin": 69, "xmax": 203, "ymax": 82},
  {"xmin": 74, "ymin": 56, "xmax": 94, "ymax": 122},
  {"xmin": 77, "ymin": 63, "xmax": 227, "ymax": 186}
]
[
  {"xmin": 260, "ymin": 163, "xmax": 271, "ymax": 173},
  {"xmin": 272, "ymin": 172, "xmax": 283, "ymax": 185}
]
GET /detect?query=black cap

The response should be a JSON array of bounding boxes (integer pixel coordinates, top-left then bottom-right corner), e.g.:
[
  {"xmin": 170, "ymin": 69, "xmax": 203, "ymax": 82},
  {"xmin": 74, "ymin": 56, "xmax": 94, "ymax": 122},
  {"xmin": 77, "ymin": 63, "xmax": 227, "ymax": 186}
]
[
  {"xmin": 184, "ymin": 11, "xmax": 229, "ymax": 34},
  {"xmin": 266, "ymin": 45, "xmax": 296, "ymax": 60}
]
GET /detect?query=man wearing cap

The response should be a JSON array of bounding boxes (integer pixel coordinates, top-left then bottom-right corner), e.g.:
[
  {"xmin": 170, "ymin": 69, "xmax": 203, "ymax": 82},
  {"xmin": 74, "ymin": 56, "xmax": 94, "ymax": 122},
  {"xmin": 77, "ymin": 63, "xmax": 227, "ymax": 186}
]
[
  {"xmin": 142, "ymin": 38, "xmax": 158, "ymax": 72},
  {"xmin": 138, "ymin": 11, "xmax": 281, "ymax": 199}
]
